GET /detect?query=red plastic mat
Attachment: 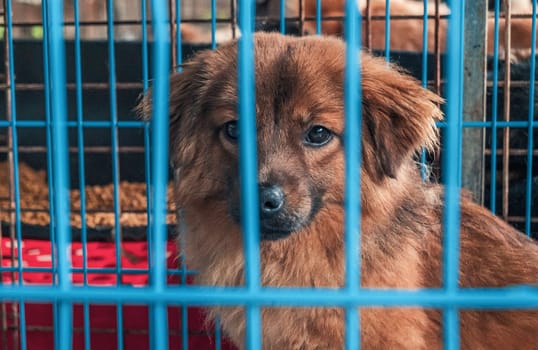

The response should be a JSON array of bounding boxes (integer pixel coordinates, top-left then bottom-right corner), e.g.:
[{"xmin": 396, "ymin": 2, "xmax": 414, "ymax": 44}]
[{"xmin": 0, "ymin": 239, "xmax": 235, "ymax": 350}]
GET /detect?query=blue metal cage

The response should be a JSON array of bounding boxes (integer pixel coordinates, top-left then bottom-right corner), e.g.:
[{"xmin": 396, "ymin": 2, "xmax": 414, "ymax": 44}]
[{"xmin": 0, "ymin": 0, "xmax": 537, "ymax": 349}]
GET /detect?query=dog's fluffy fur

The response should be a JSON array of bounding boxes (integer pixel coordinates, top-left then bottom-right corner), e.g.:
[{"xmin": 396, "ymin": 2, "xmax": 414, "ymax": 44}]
[{"xmin": 140, "ymin": 33, "xmax": 538, "ymax": 349}]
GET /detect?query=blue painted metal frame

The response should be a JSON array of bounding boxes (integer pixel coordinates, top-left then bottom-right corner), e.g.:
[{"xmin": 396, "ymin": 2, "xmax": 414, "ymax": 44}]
[
  {"xmin": 4, "ymin": 0, "xmax": 27, "ymax": 348},
  {"xmin": 0, "ymin": 285, "xmax": 536, "ymax": 307},
  {"xmin": 0, "ymin": 0, "xmax": 536, "ymax": 349},
  {"xmin": 490, "ymin": 0, "xmax": 501, "ymax": 214},
  {"xmin": 149, "ymin": 0, "xmax": 171, "ymax": 349},
  {"xmin": 175, "ymin": 0, "xmax": 182, "ymax": 69},
  {"xmin": 171, "ymin": 1, "xmax": 192, "ymax": 347},
  {"xmin": 40, "ymin": 5, "xmax": 58, "ymax": 345},
  {"xmin": 384, "ymin": 0, "xmax": 391, "ymax": 61},
  {"xmin": 212, "ymin": 0, "xmax": 217, "ymax": 49},
  {"xmin": 237, "ymin": 0, "xmax": 262, "ymax": 348},
  {"xmin": 443, "ymin": 0, "xmax": 465, "ymax": 348},
  {"xmin": 2, "ymin": 119, "xmax": 538, "ymax": 129},
  {"xmin": 526, "ymin": 0, "xmax": 537, "ymax": 236},
  {"xmin": 104, "ymin": 1, "xmax": 125, "ymax": 347},
  {"xmin": 46, "ymin": 1, "xmax": 72, "ymax": 349},
  {"xmin": 72, "ymin": 1, "xmax": 92, "ymax": 348},
  {"xmin": 343, "ymin": 0, "xmax": 361, "ymax": 349},
  {"xmin": 280, "ymin": 0, "xmax": 286, "ymax": 34},
  {"xmin": 420, "ymin": 0, "xmax": 429, "ymax": 181},
  {"xmin": 316, "ymin": 0, "xmax": 322, "ymax": 35}
]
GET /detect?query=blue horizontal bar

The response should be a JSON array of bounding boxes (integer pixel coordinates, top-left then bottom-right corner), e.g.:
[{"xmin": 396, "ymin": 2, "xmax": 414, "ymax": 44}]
[
  {"xmin": 438, "ymin": 121, "xmax": 538, "ymax": 128},
  {"xmin": 0, "ymin": 120, "xmax": 147, "ymax": 128},
  {"xmin": 0, "ymin": 286, "xmax": 536, "ymax": 309},
  {"xmin": 3, "ymin": 120, "xmax": 538, "ymax": 129}
]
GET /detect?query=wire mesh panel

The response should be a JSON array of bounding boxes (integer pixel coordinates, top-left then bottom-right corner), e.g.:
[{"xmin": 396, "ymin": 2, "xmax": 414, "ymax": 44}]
[{"xmin": 0, "ymin": 0, "xmax": 537, "ymax": 349}]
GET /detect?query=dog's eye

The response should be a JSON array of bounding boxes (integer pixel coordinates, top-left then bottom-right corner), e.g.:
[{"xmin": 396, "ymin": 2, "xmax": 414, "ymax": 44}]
[
  {"xmin": 223, "ymin": 121, "xmax": 238, "ymax": 142},
  {"xmin": 304, "ymin": 125, "xmax": 333, "ymax": 146}
]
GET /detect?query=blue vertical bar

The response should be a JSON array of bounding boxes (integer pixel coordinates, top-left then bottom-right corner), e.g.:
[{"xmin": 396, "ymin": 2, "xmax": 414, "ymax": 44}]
[
  {"xmin": 421, "ymin": 0, "xmax": 428, "ymax": 88},
  {"xmin": 142, "ymin": 0, "xmax": 149, "ymax": 91},
  {"xmin": 5, "ymin": 0, "xmax": 27, "ymax": 348},
  {"xmin": 179, "ymin": 213, "xmax": 189, "ymax": 349},
  {"xmin": 211, "ymin": 0, "xmax": 217, "ymax": 49},
  {"xmin": 214, "ymin": 317, "xmax": 222, "ymax": 350},
  {"xmin": 105, "ymin": 1, "xmax": 124, "ymax": 348},
  {"xmin": 238, "ymin": 0, "xmax": 261, "ymax": 349},
  {"xmin": 40, "ymin": 1, "xmax": 60, "ymax": 347},
  {"xmin": 420, "ymin": 149, "xmax": 428, "ymax": 181},
  {"xmin": 443, "ymin": 0, "xmax": 465, "ymax": 349},
  {"xmin": 140, "ymin": 2, "xmax": 156, "ymax": 348},
  {"xmin": 106, "ymin": 0, "xmax": 121, "ymax": 283},
  {"xmin": 181, "ymin": 305, "xmax": 188, "ymax": 349},
  {"xmin": 74, "ymin": 0, "xmax": 87, "ymax": 290},
  {"xmin": 73, "ymin": 1, "xmax": 91, "ymax": 348},
  {"xmin": 150, "ymin": 0, "xmax": 171, "ymax": 349},
  {"xmin": 490, "ymin": 0, "xmax": 501, "ymax": 213},
  {"xmin": 279, "ymin": 0, "xmax": 286, "ymax": 34},
  {"xmin": 141, "ymin": 0, "xmax": 151, "ymax": 230},
  {"xmin": 175, "ymin": 0, "xmax": 182, "ymax": 70},
  {"xmin": 47, "ymin": 1, "xmax": 72, "ymax": 349},
  {"xmin": 344, "ymin": 0, "xmax": 361, "ymax": 349},
  {"xmin": 174, "ymin": 4, "xmax": 188, "ymax": 342},
  {"xmin": 420, "ymin": 0, "xmax": 429, "ymax": 181},
  {"xmin": 384, "ymin": 0, "xmax": 391, "ymax": 61},
  {"xmin": 525, "ymin": 0, "xmax": 537, "ymax": 236},
  {"xmin": 40, "ymin": 0, "xmax": 55, "ymax": 277},
  {"xmin": 316, "ymin": 0, "xmax": 322, "ymax": 35}
]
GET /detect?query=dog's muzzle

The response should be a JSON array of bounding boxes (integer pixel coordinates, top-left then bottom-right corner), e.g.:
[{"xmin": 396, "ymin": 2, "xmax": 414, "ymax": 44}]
[
  {"xmin": 229, "ymin": 183, "xmax": 304, "ymax": 241},
  {"xmin": 259, "ymin": 184, "xmax": 285, "ymax": 217},
  {"xmin": 258, "ymin": 184, "xmax": 296, "ymax": 240}
]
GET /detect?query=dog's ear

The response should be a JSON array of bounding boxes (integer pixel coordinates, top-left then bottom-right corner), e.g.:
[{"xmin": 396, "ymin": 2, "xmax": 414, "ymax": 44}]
[
  {"xmin": 136, "ymin": 68, "xmax": 195, "ymax": 129},
  {"xmin": 360, "ymin": 56, "xmax": 444, "ymax": 182},
  {"xmin": 136, "ymin": 62, "xmax": 205, "ymax": 169}
]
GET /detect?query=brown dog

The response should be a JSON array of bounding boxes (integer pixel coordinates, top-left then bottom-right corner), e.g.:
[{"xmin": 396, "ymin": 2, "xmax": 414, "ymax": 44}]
[{"xmin": 140, "ymin": 33, "xmax": 538, "ymax": 349}]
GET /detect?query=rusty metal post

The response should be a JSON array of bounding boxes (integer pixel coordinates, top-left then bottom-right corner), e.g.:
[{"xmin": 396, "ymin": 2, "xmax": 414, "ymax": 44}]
[{"xmin": 462, "ymin": 0, "xmax": 488, "ymax": 204}]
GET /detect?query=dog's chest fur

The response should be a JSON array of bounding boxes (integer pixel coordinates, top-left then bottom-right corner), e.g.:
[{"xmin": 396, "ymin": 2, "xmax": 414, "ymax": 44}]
[
  {"xmin": 181, "ymin": 186, "xmax": 444, "ymax": 349},
  {"xmin": 181, "ymin": 183, "xmax": 538, "ymax": 349}
]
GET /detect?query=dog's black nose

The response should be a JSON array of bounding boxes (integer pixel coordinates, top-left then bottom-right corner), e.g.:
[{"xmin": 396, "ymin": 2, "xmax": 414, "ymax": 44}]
[{"xmin": 259, "ymin": 185, "xmax": 285, "ymax": 217}]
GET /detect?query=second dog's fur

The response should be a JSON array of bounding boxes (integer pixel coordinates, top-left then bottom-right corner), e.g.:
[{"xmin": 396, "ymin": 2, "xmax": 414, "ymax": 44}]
[
  {"xmin": 141, "ymin": 33, "xmax": 538, "ymax": 349},
  {"xmin": 257, "ymin": 0, "xmax": 537, "ymax": 59}
]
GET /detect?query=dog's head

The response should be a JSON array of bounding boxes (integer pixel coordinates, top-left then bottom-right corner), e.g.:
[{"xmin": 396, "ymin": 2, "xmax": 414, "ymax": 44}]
[{"xmin": 139, "ymin": 33, "xmax": 442, "ymax": 242}]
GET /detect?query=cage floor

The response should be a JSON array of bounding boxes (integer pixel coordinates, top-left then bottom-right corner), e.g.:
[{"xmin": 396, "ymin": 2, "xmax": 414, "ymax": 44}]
[{"xmin": 0, "ymin": 239, "xmax": 235, "ymax": 350}]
